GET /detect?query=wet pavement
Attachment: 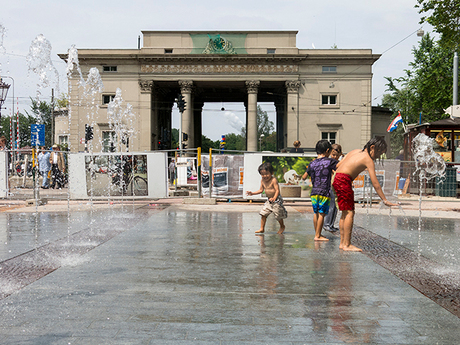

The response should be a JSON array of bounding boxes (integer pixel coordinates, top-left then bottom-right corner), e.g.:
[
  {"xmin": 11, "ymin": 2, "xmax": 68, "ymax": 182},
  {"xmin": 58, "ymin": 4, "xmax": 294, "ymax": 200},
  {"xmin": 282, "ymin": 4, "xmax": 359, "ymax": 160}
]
[{"xmin": 0, "ymin": 200, "xmax": 460, "ymax": 344}]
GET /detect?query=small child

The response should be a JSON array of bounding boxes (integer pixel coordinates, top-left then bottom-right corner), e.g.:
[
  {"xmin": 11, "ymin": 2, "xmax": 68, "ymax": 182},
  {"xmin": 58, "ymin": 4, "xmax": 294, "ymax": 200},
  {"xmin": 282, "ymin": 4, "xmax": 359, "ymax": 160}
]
[
  {"xmin": 246, "ymin": 162, "xmax": 287, "ymax": 234},
  {"xmin": 333, "ymin": 137, "xmax": 398, "ymax": 251},
  {"xmin": 323, "ymin": 144, "xmax": 343, "ymax": 232},
  {"xmin": 302, "ymin": 140, "xmax": 338, "ymax": 241}
]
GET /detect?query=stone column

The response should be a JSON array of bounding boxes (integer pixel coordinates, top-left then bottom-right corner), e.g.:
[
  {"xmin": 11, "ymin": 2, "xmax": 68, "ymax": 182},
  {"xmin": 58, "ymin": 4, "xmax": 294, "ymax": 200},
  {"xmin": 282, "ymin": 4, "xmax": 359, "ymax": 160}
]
[
  {"xmin": 179, "ymin": 80, "xmax": 194, "ymax": 148},
  {"xmin": 139, "ymin": 80, "xmax": 154, "ymax": 151},
  {"xmin": 285, "ymin": 80, "xmax": 301, "ymax": 146},
  {"xmin": 246, "ymin": 80, "xmax": 260, "ymax": 152}
]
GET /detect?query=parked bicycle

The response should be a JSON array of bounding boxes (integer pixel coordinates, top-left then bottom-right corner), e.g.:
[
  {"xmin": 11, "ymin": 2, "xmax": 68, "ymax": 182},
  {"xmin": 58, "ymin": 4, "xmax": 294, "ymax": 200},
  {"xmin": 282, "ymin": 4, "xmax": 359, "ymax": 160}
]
[{"xmin": 110, "ymin": 156, "xmax": 148, "ymax": 195}]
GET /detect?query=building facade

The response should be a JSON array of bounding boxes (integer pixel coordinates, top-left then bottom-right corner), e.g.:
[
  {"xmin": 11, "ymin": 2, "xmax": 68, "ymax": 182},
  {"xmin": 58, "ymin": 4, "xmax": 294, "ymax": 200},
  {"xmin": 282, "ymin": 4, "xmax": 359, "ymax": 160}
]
[{"xmin": 59, "ymin": 31, "xmax": 382, "ymax": 153}]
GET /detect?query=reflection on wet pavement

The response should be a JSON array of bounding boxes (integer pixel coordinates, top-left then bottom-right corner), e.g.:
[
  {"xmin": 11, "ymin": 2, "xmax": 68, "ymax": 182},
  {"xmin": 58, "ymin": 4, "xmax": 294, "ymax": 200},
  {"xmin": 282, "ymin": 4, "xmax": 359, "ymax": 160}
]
[{"xmin": 0, "ymin": 206, "xmax": 458, "ymax": 343}]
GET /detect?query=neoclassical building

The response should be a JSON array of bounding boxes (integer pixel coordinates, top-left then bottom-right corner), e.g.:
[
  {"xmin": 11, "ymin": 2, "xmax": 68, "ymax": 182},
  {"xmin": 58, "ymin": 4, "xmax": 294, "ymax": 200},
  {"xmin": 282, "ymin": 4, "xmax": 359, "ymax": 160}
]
[{"xmin": 59, "ymin": 31, "xmax": 386, "ymax": 153}]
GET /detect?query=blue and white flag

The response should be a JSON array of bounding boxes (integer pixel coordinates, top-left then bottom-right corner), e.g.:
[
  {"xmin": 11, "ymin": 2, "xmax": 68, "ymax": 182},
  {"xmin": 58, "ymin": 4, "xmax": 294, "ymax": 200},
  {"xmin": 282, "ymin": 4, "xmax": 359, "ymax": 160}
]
[{"xmin": 387, "ymin": 112, "xmax": 403, "ymax": 132}]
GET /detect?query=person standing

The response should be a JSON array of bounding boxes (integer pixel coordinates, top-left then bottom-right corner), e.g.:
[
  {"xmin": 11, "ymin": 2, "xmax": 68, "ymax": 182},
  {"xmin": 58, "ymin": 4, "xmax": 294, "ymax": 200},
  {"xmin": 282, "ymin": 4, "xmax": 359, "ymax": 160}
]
[
  {"xmin": 333, "ymin": 137, "xmax": 398, "ymax": 251},
  {"xmin": 323, "ymin": 144, "xmax": 343, "ymax": 232},
  {"xmin": 246, "ymin": 162, "xmax": 287, "ymax": 234},
  {"xmin": 289, "ymin": 140, "xmax": 304, "ymax": 153},
  {"xmin": 302, "ymin": 140, "xmax": 337, "ymax": 241},
  {"xmin": 0, "ymin": 136, "xmax": 7, "ymax": 150},
  {"xmin": 49, "ymin": 144, "xmax": 65, "ymax": 189},
  {"xmin": 38, "ymin": 147, "xmax": 51, "ymax": 189},
  {"xmin": 168, "ymin": 159, "xmax": 175, "ymax": 185}
]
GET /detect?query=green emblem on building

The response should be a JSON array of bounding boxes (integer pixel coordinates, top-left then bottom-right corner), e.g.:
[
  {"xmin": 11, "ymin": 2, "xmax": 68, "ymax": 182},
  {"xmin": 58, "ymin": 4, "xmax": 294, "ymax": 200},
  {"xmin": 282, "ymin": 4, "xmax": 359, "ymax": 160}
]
[{"xmin": 203, "ymin": 34, "xmax": 237, "ymax": 54}]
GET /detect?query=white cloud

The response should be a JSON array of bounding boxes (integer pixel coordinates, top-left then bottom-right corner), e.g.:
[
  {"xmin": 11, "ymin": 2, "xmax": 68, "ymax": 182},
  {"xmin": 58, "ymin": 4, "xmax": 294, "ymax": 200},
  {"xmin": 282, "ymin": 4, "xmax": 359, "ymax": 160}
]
[{"xmin": 223, "ymin": 111, "xmax": 244, "ymax": 132}]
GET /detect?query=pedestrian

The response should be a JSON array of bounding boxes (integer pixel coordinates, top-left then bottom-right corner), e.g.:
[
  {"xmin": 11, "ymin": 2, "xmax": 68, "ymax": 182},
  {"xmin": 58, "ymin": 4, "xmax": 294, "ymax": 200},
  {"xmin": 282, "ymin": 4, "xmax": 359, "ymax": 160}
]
[
  {"xmin": 323, "ymin": 143, "xmax": 343, "ymax": 232},
  {"xmin": 38, "ymin": 146, "xmax": 51, "ymax": 189},
  {"xmin": 168, "ymin": 158, "xmax": 175, "ymax": 185},
  {"xmin": 0, "ymin": 136, "xmax": 7, "ymax": 150},
  {"xmin": 333, "ymin": 137, "xmax": 398, "ymax": 251},
  {"xmin": 289, "ymin": 140, "xmax": 304, "ymax": 153},
  {"xmin": 49, "ymin": 144, "xmax": 66, "ymax": 189},
  {"xmin": 302, "ymin": 140, "xmax": 337, "ymax": 241},
  {"xmin": 246, "ymin": 162, "xmax": 287, "ymax": 234}
]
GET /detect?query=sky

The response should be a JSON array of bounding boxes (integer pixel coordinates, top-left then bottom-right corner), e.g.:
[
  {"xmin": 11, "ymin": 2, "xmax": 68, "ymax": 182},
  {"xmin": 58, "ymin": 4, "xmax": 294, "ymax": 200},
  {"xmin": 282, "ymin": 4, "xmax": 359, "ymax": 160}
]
[{"xmin": 0, "ymin": 0, "xmax": 432, "ymax": 141}]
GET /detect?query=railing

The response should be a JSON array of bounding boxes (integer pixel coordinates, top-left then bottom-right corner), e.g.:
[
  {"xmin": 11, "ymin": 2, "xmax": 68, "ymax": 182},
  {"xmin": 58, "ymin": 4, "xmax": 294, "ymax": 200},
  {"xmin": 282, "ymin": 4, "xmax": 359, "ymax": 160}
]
[{"xmin": 399, "ymin": 161, "xmax": 459, "ymax": 198}]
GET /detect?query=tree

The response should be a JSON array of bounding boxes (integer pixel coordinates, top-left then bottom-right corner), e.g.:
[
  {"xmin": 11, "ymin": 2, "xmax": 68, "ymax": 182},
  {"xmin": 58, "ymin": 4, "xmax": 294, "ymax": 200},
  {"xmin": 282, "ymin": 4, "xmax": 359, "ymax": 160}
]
[
  {"xmin": 256, "ymin": 105, "xmax": 275, "ymax": 138},
  {"xmin": 0, "ymin": 111, "xmax": 37, "ymax": 148},
  {"xmin": 55, "ymin": 93, "xmax": 69, "ymax": 109},
  {"xmin": 384, "ymin": 34, "xmax": 453, "ymax": 123},
  {"xmin": 26, "ymin": 98, "xmax": 54, "ymax": 147},
  {"xmin": 223, "ymin": 132, "xmax": 246, "ymax": 151},
  {"xmin": 416, "ymin": 0, "xmax": 460, "ymax": 49},
  {"xmin": 201, "ymin": 135, "xmax": 219, "ymax": 153},
  {"xmin": 382, "ymin": 34, "xmax": 454, "ymax": 157},
  {"xmin": 240, "ymin": 105, "xmax": 275, "ymax": 150},
  {"xmin": 261, "ymin": 132, "xmax": 277, "ymax": 152},
  {"xmin": 171, "ymin": 128, "xmax": 179, "ymax": 149}
]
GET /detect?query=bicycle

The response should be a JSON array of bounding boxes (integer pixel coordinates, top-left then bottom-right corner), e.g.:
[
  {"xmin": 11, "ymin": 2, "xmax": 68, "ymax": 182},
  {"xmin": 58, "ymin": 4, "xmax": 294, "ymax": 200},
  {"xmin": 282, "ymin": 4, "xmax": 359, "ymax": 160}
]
[{"xmin": 111, "ymin": 166, "xmax": 148, "ymax": 195}]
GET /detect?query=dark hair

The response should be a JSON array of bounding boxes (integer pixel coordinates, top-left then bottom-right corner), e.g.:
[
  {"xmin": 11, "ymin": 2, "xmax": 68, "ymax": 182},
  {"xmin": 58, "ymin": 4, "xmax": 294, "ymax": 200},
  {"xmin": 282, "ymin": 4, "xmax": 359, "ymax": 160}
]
[
  {"xmin": 363, "ymin": 137, "xmax": 387, "ymax": 158},
  {"xmin": 331, "ymin": 143, "xmax": 342, "ymax": 155},
  {"xmin": 315, "ymin": 140, "xmax": 332, "ymax": 155},
  {"xmin": 258, "ymin": 162, "xmax": 274, "ymax": 174}
]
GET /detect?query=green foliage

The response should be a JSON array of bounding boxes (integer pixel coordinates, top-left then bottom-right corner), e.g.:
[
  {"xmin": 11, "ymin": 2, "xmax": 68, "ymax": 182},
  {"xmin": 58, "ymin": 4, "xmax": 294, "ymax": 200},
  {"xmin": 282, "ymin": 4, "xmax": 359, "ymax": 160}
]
[
  {"xmin": 261, "ymin": 132, "xmax": 276, "ymax": 152},
  {"xmin": 0, "ymin": 111, "xmax": 37, "ymax": 148},
  {"xmin": 224, "ymin": 132, "xmax": 246, "ymax": 151},
  {"xmin": 416, "ymin": 0, "xmax": 460, "ymax": 49},
  {"xmin": 201, "ymin": 135, "xmax": 219, "ymax": 153},
  {"xmin": 55, "ymin": 93, "xmax": 69, "ymax": 109},
  {"xmin": 256, "ymin": 105, "xmax": 274, "ymax": 138},
  {"xmin": 26, "ymin": 98, "xmax": 54, "ymax": 147},
  {"xmin": 384, "ymin": 34, "xmax": 453, "ymax": 123},
  {"xmin": 172, "ymin": 104, "xmax": 276, "ymax": 152},
  {"xmin": 263, "ymin": 156, "xmax": 313, "ymax": 183},
  {"xmin": 382, "ymin": 33, "xmax": 455, "ymax": 157},
  {"xmin": 171, "ymin": 128, "xmax": 179, "ymax": 149}
]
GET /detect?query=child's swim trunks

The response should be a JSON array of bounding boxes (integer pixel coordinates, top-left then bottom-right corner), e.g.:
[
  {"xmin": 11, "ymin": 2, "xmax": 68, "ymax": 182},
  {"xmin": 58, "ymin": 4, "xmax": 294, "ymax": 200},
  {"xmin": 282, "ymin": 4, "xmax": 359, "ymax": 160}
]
[
  {"xmin": 260, "ymin": 196, "xmax": 288, "ymax": 221},
  {"xmin": 311, "ymin": 195, "xmax": 330, "ymax": 214},
  {"xmin": 332, "ymin": 173, "xmax": 355, "ymax": 211}
]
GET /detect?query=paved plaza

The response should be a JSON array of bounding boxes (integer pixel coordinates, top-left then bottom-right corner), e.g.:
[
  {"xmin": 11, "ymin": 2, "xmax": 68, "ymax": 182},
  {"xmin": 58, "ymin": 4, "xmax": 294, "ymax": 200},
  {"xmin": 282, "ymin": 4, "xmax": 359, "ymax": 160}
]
[{"xmin": 0, "ymin": 195, "xmax": 460, "ymax": 344}]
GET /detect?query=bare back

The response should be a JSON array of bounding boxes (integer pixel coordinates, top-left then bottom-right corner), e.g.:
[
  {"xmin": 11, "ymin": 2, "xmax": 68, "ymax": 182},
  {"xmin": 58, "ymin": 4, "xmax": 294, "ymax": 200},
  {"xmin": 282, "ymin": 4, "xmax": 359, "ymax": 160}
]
[{"xmin": 336, "ymin": 149, "xmax": 374, "ymax": 180}]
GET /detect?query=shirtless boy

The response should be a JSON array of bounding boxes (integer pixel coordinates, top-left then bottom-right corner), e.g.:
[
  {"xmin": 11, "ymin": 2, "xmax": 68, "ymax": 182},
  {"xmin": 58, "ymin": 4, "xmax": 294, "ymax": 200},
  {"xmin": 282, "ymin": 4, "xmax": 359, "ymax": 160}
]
[
  {"xmin": 333, "ymin": 138, "xmax": 398, "ymax": 251},
  {"xmin": 246, "ymin": 162, "xmax": 287, "ymax": 234}
]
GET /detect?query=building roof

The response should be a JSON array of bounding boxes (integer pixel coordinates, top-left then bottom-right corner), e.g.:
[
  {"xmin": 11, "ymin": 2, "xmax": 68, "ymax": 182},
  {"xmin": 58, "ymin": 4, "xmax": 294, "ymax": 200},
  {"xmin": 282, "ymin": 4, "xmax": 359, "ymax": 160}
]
[{"xmin": 408, "ymin": 117, "xmax": 460, "ymax": 131}]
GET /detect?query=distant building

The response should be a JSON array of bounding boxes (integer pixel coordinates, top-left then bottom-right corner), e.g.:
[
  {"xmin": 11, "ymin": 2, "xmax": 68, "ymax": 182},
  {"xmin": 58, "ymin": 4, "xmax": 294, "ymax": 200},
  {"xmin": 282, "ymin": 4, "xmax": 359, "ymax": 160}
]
[{"xmin": 59, "ymin": 31, "xmax": 385, "ymax": 153}]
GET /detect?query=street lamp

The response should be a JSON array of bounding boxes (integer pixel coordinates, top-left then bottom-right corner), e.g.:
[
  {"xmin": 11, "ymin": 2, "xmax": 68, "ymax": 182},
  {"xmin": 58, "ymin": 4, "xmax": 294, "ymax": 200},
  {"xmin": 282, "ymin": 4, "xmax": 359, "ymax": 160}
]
[
  {"xmin": 0, "ymin": 77, "xmax": 11, "ymax": 120},
  {"xmin": 259, "ymin": 133, "xmax": 264, "ymax": 151}
]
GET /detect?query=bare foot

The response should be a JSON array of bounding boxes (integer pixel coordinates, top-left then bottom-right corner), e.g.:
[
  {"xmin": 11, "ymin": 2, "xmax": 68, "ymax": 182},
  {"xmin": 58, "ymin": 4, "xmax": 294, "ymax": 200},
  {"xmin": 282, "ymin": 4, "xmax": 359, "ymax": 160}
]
[
  {"xmin": 314, "ymin": 236, "xmax": 329, "ymax": 241},
  {"xmin": 255, "ymin": 229, "xmax": 265, "ymax": 234},
  {"xmin": 277, "ymin": 226, "xmax": 285, "ymax": 234},
  {"xmin": 342, "ymin": 244, "xmax": 362, "ymax": 252}
]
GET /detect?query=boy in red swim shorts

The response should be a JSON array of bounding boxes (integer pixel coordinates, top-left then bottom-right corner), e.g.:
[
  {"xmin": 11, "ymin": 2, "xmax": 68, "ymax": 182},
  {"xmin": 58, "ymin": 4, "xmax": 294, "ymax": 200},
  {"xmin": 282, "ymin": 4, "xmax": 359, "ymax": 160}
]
[{"xmin": 332, "ymin": 138, "xmax": 398, "ymax": 251}]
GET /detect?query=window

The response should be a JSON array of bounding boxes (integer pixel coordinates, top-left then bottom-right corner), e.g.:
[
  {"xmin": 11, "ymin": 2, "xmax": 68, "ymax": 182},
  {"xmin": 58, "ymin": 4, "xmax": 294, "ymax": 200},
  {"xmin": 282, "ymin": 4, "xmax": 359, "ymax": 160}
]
[
  {"xmin": 102, "ymin": 131, "xmax": 117, "ymax": 152},
  {"xmin": 164, "ymin": 49, "xmax": 173, "ymax": 54},
  {"xmin": 322, "ymin": 95, "xmax": 337, "ymax": 105},
  {"xmin": 322, "ymin": 132, "xmax": 336, "ymax": 144},
  {"xmin": 58, "ymin": 135, "xmax": 68, "ymax": 146},
  {"xmin": 322, "ymin": 66, "xmax": 337, "ymax": 73},
  {"xmin": 430, "ymin": 130, "xmax": 451, "ymax": 152},
  {"xmin": 102, "ymin": 94, "xmax": 115, "ymax": 105},
  {"xmin": 267, "ymin": 48, "xmax": 276, "ymax": 54},
  {"xmin": 103, "ymin": 66, "xmax": 117, "ymax": 72}
]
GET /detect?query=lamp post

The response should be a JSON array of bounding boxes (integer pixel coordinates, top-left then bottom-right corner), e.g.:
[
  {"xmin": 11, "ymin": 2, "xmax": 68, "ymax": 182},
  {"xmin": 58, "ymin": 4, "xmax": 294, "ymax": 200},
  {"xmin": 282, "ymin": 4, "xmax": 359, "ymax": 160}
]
[
  {"xmin": 0, "ymin": 76, "xmax": 15, "ymax": 171},
  {"xmin": 259, "ymin": 133, "xmax": 264, "ymax": 151},
  {"xmin": 0, "ymin": 77, "xmax": 11, "ymax": 120}
]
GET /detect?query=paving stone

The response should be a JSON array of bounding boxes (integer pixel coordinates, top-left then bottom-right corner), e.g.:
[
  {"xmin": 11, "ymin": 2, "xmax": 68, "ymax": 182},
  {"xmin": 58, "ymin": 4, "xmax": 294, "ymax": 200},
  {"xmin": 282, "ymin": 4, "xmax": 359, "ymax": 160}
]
[{"xmin": 0, "ymin": 205, "xmax": 459, "ymax": 343}]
